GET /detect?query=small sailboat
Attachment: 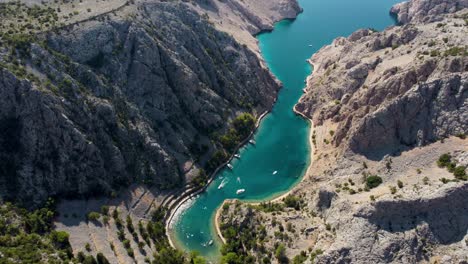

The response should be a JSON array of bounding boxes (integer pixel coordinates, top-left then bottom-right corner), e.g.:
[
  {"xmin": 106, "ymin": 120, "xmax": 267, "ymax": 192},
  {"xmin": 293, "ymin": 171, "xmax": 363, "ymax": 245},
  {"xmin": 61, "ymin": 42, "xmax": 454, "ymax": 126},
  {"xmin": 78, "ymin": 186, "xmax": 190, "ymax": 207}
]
[
  {"xmin": 308, "ymin": 44, "xmax": 313, "ymax": 47},
  {"xmin": 272, "ymin": 170, "xmax": 278, "ymax": 175},
  {"xmin": 227, "ymin": 163, "xmax": 233, "ymax": 170},
  {"xmin": 236, "ymin": 177, "xmax": 241, "ymax": 183},
  {"xmin": 234, "ymin": 154, "xmax": 241, "ymax": 159},
  {"xmin": 236, "ymin": 189, "xmax": 245, "ymax": 195}
]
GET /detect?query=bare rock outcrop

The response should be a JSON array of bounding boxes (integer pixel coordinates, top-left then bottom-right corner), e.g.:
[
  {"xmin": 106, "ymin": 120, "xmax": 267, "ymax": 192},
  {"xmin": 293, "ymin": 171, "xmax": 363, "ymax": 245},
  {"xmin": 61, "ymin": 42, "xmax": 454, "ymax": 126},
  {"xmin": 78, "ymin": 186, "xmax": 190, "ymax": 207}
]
[
  {"xmin": 390, "ymin": 0, "xmax": 468, "ymax": 24},
  {"xmin": 315, "ymin": 183, "xmax": 468, "ymax": 264},
  {"xmin": 295, "ymin": 9, "xmax": 467, "ymax": 159}
]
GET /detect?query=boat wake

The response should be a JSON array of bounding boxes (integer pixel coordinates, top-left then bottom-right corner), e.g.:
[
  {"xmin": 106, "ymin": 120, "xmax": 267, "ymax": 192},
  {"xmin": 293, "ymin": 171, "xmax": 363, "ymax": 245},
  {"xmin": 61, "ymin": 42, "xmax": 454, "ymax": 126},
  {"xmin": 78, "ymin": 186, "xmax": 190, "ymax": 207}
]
[{"xmin": 218, "ymin": 178, "xmax": 228, "ymax": 190}]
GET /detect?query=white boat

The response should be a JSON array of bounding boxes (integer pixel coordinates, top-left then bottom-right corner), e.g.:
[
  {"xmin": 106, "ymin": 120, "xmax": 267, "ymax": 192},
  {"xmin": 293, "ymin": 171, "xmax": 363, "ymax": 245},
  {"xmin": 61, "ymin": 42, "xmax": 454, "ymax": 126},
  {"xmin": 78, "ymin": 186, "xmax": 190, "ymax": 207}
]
[
  {"xmin": 236, "ymin": 189, "xmax": 245, "ymax": 195},
  {"xmin": 218, "ymin": 179, "xmax": 228, "ymax": 189},
  {"xmin": 208, "ymin": 240, "xmax": 214, "ymax": 246},
  {"xmin": 227, "ymin": 164, "xmax": 233, "ymax": 169},
  {"xmin": 236, "ymin": 177, "xmax": 241, "ymax": 183},
  {"xmin": 234, "ymin": 154, "xmax": 241, "ymax": 159},
  {"xmin": 308, "ymin": 44, "xmax": 313, "ymax": 47},
  {"xmin": 249, "ymin": 139, "xmax": 256, "ymax": 145},
  {"xmin": 273, "ymin": 170, "xmax": 278, "ymax": 175}
]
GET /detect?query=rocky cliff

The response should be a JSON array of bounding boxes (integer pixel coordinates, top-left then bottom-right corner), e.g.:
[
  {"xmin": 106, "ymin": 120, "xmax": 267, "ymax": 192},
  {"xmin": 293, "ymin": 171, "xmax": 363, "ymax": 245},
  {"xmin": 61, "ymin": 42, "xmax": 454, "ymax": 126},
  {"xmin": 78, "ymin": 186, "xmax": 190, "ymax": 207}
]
[
  {"xmin": 295, "ymin": 4, "xmax": 467, "ymax": 159},
  {"xmin": 219, "ymin": 0, "xmax": 467, "ymax": 263},
  {"xmin": 390, "ymin": 0, "xmax": 468, "ymax": 24},
  {"xmin": 0, "ymin": 0, "xmax": 300, "ymax": 207}
]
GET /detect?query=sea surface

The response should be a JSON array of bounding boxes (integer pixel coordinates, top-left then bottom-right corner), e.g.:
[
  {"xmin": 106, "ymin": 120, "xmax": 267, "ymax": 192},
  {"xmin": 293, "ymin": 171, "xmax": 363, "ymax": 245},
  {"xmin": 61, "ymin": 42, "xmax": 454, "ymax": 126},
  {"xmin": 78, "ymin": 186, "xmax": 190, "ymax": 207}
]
[{"xmin": 170, "ymin": 0, "xmax": 400, "ymax": 260}]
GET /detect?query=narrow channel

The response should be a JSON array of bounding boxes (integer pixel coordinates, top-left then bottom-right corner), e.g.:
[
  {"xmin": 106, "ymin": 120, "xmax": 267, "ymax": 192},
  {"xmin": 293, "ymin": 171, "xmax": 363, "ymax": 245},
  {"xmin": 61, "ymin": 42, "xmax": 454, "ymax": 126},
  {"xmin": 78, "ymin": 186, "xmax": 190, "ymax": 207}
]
[{"xmin": 170, "ymin": 0, "xmax": 400, "ymax": 260}]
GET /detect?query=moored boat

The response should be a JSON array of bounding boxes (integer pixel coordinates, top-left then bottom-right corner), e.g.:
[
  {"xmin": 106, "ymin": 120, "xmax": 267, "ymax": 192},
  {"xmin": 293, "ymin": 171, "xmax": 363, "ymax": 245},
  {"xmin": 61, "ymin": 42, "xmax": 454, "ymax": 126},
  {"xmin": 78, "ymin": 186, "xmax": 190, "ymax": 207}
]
[{"xmin": 236, "ymin": 189, "xmax": 245, "ymax": 195}]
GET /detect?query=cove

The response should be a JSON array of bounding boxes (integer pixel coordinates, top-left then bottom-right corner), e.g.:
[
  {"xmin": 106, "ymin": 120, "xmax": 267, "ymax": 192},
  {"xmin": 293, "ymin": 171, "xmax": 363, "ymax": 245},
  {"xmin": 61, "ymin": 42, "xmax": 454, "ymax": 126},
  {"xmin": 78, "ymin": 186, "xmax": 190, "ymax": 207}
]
[{"xmin": 170, "ymin": 0, "xmax": 400, "ymax": 260}]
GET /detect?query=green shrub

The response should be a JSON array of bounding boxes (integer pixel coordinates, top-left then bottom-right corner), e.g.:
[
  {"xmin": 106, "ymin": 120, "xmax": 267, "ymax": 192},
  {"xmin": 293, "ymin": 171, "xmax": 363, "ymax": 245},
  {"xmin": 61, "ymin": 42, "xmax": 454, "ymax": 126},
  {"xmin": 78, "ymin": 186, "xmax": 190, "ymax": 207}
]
[
  {"xmin": 283, "ymin": 195, "xmax": 302, "ymax": 210},
  {"xmin": 83, "ymin": 255, "xmax": 97, "ymax": 264},
  {"xmin": 192, "ymin": 169, "xmax": 208, "ymax": 188},
  {"xmin": 3, "ymin": 33, "xmax": 34, "ymax": 53},
  {"xmin": 366, "ymin": 175, "xmax": 382, "ymax": 189},
  {"xmin": 255, "ymin": 202, "xmax": 284, "ymax": 212},
  {"xmin": 87, "ymin": 212, "xmax": 100, "ymax": 221},
  {"xmin": 100, "ymin": 206, "xmax": 109, "ymax": 216},
  {"xmin": 440, "ymin": 178, "xmax": 449, "ymax": 184},
  {"xmin": 126, "ymin": 215, "xmax": 134, "ymax": 233},
  {"xmin": 219, "ymin": 113, "xmax": 256, "ymax": 152},
  {"xmin": 112, "ymin": 209, "xmax": 119, "ymax": 219},
  {"xmin": 206, "ymin": 150, "xmax": 228, "ymax": 172},
  {"xmin": 423, "ymin": 176, "xmax": 429, "ymax": 185},
  {"xmin": 453, "ymin": 166, "xmax": 467, "ymax": 180},
  {"xmin": 444, "ymin": 46, "xmax": 466, "ymax": 56},
  {"xmin": 123, "ymin": 239, "xmax": 130, "ymax": 249},
  {"xmin": 293, "ymin": 251, "xmax": 308, "ymax": 264},
  {"xmin": 275, "ymin": 244, "xmax": 288, "ymax": 264},
  {"xmin": 50, "ymin": 230, "xmax": 70, "ymax": 249},
  {"xmin": 397, "ymin": 180, "xmax": 404, "ymax": 188}
]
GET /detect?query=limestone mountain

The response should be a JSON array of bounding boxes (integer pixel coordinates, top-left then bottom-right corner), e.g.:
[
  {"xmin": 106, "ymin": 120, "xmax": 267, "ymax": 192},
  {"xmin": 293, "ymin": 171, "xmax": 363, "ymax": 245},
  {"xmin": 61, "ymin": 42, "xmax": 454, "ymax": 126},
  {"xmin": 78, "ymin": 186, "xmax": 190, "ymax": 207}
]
[{"xmin": 0, "ymin": 0, "xmax": 301, "ymax": 206}]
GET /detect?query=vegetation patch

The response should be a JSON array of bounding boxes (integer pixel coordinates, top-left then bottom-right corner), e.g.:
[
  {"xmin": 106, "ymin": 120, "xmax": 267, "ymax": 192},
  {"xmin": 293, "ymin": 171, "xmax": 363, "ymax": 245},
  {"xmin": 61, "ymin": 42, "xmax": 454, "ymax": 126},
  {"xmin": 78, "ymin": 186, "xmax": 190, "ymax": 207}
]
[
  {"xmin": 365, "ymin": 175, "xmax": 383, "ymax": 189},
  {"xmin": 0, "ymin": 200, "xmax": 73, "ymax": 263},
  {"xmin": 437, "ymin": 153, "xmax": 467, "ymax": 180},
  {"xmin": 219, "ymin": 113, "xmax": 256, "ymax": 152}
]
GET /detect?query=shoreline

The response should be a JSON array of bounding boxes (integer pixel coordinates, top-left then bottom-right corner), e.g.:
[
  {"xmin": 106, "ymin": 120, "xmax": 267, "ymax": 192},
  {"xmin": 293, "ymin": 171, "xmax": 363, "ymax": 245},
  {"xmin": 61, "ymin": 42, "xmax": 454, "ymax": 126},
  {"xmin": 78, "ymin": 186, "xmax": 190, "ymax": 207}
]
[
  {"xmin": 165, "ymin": 109, "xmax": 271, "ymax": 249},
  {"xmin": 165, "ymin": 2, "xmax": 311, "ymax": 253},
  {"xmin": 214, "ymin": 108, "xmax": 316, "ymax": 244}
]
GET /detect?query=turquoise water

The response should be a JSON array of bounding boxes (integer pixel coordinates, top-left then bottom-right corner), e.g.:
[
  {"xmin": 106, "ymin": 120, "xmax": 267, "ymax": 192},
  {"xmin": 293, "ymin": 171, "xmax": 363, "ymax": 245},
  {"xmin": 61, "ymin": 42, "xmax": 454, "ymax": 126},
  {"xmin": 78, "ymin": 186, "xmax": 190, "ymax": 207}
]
[{"xmin": 171, "ymin": 0, "xmax": 399, "ymax": 260}]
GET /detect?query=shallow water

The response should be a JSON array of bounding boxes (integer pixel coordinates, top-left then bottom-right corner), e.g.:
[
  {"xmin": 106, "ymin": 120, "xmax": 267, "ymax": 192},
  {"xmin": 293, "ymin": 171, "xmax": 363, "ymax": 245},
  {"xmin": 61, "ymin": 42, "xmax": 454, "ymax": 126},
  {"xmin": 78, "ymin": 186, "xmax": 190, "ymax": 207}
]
[{"xmin": 170, "ymin": 0, "xmax": 399, "ymax": 260}]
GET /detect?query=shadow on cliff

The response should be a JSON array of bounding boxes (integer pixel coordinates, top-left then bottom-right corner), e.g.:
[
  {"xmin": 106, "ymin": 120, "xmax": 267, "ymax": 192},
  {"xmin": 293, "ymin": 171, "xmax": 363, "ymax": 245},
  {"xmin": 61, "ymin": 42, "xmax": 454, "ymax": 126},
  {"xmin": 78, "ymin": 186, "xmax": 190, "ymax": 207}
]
[{"xmin": 360, "ymin": 184, "xmax": 468, "ymax": 245}]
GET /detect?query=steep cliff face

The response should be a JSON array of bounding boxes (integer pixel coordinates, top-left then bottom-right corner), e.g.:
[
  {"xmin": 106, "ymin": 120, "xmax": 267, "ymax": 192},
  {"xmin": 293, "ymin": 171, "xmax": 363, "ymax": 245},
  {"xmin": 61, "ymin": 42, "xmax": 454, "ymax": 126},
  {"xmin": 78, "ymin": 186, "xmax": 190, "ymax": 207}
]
[
  {"xmin": 295, "ymin": 8, "xmax": 467, "ymax": 159},
  {"xmin": 0, "ymin": 0, "xmax": 298, "ymax": 206},
  {"xmin": 390, "ymin": 0, "xmax": 468, "ymax": 24},
  {"xmin": 188, "ymin": 0, "xmax": 302, "ymax": 54}
]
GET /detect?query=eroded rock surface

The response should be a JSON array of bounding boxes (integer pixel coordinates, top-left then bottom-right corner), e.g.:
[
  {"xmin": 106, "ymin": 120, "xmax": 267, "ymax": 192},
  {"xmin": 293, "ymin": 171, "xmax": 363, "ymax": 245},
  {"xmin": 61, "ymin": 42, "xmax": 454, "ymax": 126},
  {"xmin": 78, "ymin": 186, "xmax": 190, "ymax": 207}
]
[
  {"xmin": 391, "ymin": 0, "xmax": 468, "ymax": 24},
  {"xmin": 0, "ymin": 0, "xmax": 300, "ymax": 206},
  {"xmin": 295, "ymin": 8, "xmax": 467, "ymax": 159}
]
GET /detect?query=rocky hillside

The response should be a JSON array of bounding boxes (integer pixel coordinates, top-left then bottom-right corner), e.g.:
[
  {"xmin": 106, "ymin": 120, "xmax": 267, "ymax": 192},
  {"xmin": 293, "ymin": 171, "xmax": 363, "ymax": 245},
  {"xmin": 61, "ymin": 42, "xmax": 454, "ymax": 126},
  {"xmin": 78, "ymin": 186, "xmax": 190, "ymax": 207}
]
[
  {"xmin": 295, "ymin": 3, "xmax": 467, "ymax": 159},
  {"xmin": 0, "ymin": 0, "xmax": 301, "ymax": 207},
  {"xmin": 218, "ymin": 0, "xmax": 467, "ymax": 263},
  {"xmin": 190, "ymin": 0, "xmax": 302, "ymax": 52},
  {"xmin": 390, "ymin": 0, "xmax": 468, "ymax": 24}
]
